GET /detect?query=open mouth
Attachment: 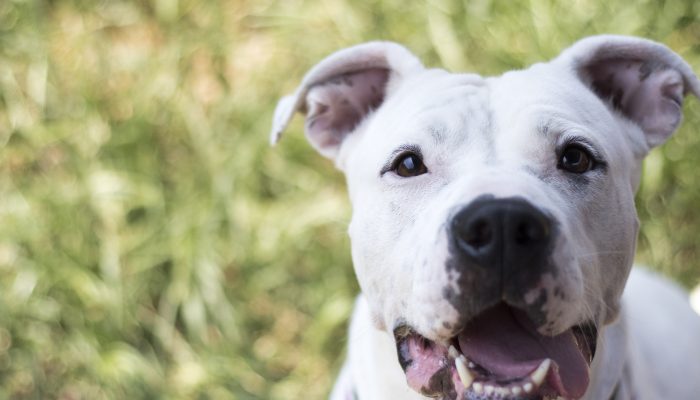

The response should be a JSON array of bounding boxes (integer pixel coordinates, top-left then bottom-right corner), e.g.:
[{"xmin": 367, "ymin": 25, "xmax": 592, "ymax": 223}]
[{"xmin": 394, "ymin": 303, "xmax": 597, "ymax": 400}]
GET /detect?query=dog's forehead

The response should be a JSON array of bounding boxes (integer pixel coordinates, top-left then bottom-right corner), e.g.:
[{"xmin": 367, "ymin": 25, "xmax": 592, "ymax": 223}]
[
  {"xmin": 363, "ymin": 64, "xmax": 624, "ymax": 158},
  {"xmin": 489, "ymin": 64, "xmax": 619, "ymax": 138},
  {"xmin": 483, "ymin": 63, "xmax": 640, "ymax": 167},
  {"xmin": 351, "ymin": 70, "xmax": 489, "ymax": 159},
  {"xmin": 383, "ymin": 69, "xmax": 487, "ymax": 134},
  {"xmin": 344, "ymin": 61, "xmax": 642, "ymax": 186}
]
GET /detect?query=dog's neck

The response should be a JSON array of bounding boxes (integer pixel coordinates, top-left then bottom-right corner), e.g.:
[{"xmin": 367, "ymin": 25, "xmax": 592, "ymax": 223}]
[{"xmin": 585, "ymin": 311, "xmax": 631, "ymax": 400}]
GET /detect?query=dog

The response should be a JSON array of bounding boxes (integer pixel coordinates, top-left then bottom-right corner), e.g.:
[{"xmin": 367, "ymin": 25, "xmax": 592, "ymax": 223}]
[{"xmin": 270, "ymin": 35, "xmax": 700, "ymax": 400}]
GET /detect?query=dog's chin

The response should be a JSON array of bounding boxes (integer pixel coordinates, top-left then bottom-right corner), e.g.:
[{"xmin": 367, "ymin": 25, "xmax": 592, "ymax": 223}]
[{"xmin": 394, "ymin": 303, "xmax": 597, "ymax": 400}]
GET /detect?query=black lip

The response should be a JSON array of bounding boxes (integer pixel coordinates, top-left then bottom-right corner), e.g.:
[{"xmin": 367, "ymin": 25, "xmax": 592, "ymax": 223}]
[
  {"xmin": 393, "ymin": 324, "xmax": 416, "ymax": 371},
  {"xmin": 572, "ymin": 322, "xmax": 598, "ymax": 363}
]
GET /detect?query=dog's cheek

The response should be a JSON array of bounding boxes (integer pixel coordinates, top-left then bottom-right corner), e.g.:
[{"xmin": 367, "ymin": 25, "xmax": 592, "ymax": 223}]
[
  {"xmin": 593, "ymin": 185, "xmax": 639, "ymax": 324},
  {"xmin": 543, "ymin": 244, "xmax": 589, "ymax": 333},
  {"xmin": 350, "ymin": 242, "xmax": 388, "ymax": 328},
  {"xmin": 349, "ymin": 209, "xmax": 415, "ymax": 331},
  {"xmin": 561, "ymin": 185, "xmax": 638, "ymax": 328}
]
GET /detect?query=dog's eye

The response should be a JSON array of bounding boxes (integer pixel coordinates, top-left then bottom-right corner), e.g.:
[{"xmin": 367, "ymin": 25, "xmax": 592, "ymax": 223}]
[
  {"xmin": 393, "ymin": 153, "xmax": 428, "ymax": 177},
  {"xmin": 559, "ymin": 145, "xmax": 594, "ymax": 173}
]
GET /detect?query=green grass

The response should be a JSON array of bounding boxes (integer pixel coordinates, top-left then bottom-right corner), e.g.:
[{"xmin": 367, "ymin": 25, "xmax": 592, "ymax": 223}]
[{"xmin": 1, "ymin": 0, "xmax": 699, "ymax": 398}]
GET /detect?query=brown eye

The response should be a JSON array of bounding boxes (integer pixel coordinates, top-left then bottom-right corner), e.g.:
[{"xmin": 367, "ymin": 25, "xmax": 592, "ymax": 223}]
[
  {"xmin": 394, "ymin": 153, "xmax": 428, "ymax": 177},
  {"xmin": 559, "ymin": 145, "xmax": 593, "ymax": 173}
]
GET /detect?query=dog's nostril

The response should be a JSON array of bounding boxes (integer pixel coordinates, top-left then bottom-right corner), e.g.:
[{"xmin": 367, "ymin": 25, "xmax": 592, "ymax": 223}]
[
  {"xmin": 465, "ymin": 219, "xmax": 492, "ymax": 249},
  {"xmin": 514, "ymin": 220, "xmax": 546, "ymax": 245},
  {"xmin": 450, "ymin": 197, "xmax": 553, "ymax": 270}
]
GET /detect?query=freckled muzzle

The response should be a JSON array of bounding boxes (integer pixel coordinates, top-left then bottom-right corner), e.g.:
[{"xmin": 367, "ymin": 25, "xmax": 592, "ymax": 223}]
[
  {"xmin": 392, "ymin": 197, "xmax": 596, "ymax": 399},
  {"xmin": 443, "ymin": 196, "xmax": 559, "ymax": 330}
]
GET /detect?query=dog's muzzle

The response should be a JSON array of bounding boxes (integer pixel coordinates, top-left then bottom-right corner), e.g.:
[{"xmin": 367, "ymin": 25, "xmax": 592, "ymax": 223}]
[
  {"xmin": 444, "ymin": 196, "xmax": 559, "ymax": 328},
  {"xmin": 393, "ymin": 197, "xmax": 596, "ymax": 399}
]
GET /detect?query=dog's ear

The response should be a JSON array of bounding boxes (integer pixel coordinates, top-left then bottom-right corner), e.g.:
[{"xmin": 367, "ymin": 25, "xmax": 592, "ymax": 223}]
[
  {"xmin": 270, "ymin": 42, "xmax": 423, "ymax": 159},
  {"xmin": 556, "ymin": 35, "xmax": 700, "ymax": 148}
]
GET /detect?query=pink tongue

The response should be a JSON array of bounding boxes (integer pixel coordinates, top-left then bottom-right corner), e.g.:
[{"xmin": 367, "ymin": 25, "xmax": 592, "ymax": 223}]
[{"xmin": 458, "ymin": 304, "xmax": 589, "ymax": 398}]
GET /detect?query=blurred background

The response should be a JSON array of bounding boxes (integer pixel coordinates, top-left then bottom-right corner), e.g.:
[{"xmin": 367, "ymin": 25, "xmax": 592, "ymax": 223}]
[{"xmin": 1, "ymin": 0, "xmax": 700, "ymax": 398}]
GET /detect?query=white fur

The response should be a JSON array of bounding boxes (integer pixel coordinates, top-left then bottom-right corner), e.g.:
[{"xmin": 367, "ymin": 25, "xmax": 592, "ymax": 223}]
[{"xmin": 273, "ymin": 35, "xmax": 700, "ymax": 400}]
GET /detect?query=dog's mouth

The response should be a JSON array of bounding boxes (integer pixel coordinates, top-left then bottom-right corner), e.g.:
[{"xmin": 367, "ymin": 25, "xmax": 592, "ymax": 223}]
[{"xmin": 394, "ymin": 303, "xmax": 597, "ymax": 400}]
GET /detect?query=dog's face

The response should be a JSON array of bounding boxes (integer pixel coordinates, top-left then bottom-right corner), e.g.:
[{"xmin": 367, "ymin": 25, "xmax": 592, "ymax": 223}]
[{"xmin": 272, "ymin": 36, "xmax": 699, "ymax": 400}]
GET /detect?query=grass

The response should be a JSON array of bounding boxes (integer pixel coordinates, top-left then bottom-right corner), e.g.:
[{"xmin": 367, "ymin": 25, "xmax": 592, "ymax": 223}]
[{"xmin": 1, "ymin": 0, "xmax": 699, "ymax": 398}]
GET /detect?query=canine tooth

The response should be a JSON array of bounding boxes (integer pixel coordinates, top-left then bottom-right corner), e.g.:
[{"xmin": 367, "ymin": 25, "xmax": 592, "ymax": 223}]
[
  {"xmin": 455, "ymin": 356, "xmax": 474, "ymax": 388},
  {"xmin": 468, "ymin": 361, "xmax": 476, "ymax": 368},
  {"xmin": 472, "ymin": 382, "xmax": 483, "ymax": 394},
  {"xmin": 530, "ymin": 358, "xmax": 551, "ymax": 386},
  {"xmin": 523, "ymin": 382, "xmax": 534, "ymax": 393},
  {"xmin": 511, "ymin": 386, "xmax": 522, "ymax": 395},
  {"xmin": 484, "ymin": 385, "xmax": 494, "ymax": 395},
  {"xmin": 448, "ymin": 345, "xmax": 460, "ymax": 359}
]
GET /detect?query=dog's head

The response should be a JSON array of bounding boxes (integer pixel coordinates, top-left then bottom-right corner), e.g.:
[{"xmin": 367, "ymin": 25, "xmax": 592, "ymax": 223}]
[{"xmin": 271, "ymin": 36, "xmax": 699, "ymax": 399}]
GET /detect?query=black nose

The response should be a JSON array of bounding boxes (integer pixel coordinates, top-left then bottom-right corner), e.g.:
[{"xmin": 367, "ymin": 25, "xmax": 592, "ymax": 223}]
[{"xmin": 450, "ymin": 196, "xmax": 552, "ymax": 276}]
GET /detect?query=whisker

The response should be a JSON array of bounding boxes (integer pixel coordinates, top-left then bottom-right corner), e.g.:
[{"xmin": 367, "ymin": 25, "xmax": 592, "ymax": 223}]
[{"xmin": 575, "ymin": 250, "xmax": 628, "ymax": 259}]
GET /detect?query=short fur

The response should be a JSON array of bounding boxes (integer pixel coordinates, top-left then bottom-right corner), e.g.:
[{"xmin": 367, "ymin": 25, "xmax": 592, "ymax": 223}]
[{"xmin": 272, "ymin": 35, "xmax": 700, "ymax": 400}]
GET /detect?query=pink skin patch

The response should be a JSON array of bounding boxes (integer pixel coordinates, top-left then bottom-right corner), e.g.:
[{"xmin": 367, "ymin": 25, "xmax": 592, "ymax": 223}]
[{"xmin": 400, "ymin": 335, "xmax": 465, "ymax": 398}]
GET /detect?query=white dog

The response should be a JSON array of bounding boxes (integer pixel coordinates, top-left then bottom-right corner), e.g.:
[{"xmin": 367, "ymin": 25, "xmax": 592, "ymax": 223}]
[{"xmin": 271, "ymin": 35, "xmax": 700, "ymax": 400}]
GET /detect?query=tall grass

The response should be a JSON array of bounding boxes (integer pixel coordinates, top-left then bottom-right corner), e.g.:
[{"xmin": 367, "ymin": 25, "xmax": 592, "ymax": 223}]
[{"xmin": 1, "ymin": 1, "xmax": 699, "ymax": 398}]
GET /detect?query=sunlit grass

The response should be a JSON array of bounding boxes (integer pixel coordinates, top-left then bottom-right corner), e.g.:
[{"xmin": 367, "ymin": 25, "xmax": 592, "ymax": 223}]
[{"xmin": 1, "ymin": 0, "xmax": 699, "ymax": 398}]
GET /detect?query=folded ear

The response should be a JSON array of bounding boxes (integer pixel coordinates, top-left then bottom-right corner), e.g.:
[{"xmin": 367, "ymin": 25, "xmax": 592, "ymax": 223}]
[
  {"xmin": 555, "ymin": 35, "xmax": 700, "ymax": 148},
  {"xmin": 270, "ymin": 42, "xmax": 424, "ymax": 159}
]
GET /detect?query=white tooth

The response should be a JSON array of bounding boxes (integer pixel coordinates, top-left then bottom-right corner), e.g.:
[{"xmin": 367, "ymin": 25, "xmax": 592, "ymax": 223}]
[
  {"xmin": 530, "ymin": 358, "xmax": 552, "ymax": 386},
  {"xmin": 468, "ymin": 361, "xmax": 476, "ymax": 368},
  {"xmin": 448, "ymin": 345, "xmax": 460, "ymax": 359},
  {"xmin": 484, "ymin": 385, "xmax": 494, "ymax": 395},
  {"xmin": 472, "ymin": 382, "xmax": 483, "ymax": 394},
  {"xmin": 511, "ymin": 386, "xmax": 522, "ymax": 395},
  {"xmin": 494, "ymin": 387, "xmax": 510, "ymax": 396},
  {"xmin": 455, "ymin": 355, "xmax": 474, "ymax": 388},
  {"xmin": 523, "ymin": 382, "xmax": 534, "ymax": 393}
]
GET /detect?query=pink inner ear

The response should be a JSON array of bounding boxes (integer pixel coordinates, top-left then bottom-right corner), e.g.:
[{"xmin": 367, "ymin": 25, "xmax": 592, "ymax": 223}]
[
  {"xmin": 304, "ymin": 68, "xmax": 389, "ymax": 156},
  {"xmin": 586, "ymin": 59, "xmax": 684, "ymax": 146}
]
